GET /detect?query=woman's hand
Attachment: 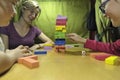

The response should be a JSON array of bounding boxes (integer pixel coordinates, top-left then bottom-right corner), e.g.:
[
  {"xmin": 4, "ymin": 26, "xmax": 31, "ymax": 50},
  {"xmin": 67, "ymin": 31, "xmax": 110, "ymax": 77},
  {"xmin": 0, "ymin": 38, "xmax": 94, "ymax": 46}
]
[{"xmin": 29, "ymin": 44, "xmax": 41, "ymax": 51}]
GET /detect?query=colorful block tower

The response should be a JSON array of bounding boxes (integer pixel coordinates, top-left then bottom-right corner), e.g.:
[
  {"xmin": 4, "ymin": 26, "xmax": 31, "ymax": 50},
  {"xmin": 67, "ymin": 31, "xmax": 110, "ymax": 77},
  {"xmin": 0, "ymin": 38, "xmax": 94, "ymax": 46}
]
[{"xmin": 55, "ymin": 15, "xmax": 67, "ymax": 53}]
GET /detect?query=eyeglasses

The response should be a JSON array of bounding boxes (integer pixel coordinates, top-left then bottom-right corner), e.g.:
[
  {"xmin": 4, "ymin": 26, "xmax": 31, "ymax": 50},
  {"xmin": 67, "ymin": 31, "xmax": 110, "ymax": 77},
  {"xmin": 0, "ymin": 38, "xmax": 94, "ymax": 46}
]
[{"xmin": 99, "ymin": 0, "xmax": 110, "ymax": 14}]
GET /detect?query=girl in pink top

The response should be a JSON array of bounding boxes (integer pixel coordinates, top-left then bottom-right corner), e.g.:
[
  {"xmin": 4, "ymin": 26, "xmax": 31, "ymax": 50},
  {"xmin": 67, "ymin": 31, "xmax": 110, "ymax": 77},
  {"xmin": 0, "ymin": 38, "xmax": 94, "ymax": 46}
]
[{"xmin": 67, "ymin": 0, "xmax": 120, "ymax": 56}]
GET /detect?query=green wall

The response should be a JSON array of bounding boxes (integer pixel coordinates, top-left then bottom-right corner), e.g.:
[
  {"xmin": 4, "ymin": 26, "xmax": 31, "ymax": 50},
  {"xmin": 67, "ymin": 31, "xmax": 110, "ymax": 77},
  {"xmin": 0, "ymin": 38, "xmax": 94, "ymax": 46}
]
[
  {"xmin": 33, "ymin": 0, "xmax": 90, "ymax": 43},
  {"xmin": 15, "ymin": 0, "xmax": 111, "ymax": 43}
]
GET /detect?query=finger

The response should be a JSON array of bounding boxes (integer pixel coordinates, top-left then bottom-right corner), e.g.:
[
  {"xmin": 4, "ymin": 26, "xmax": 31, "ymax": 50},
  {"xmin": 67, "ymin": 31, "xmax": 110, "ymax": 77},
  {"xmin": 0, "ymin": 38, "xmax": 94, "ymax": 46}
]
[
  {"xmin": 19, "ymin": 48, "xmax": 29, "ymax": 53},
  {"xmin": 29, "ymin": 47, "xmax": 34, "ymax": 52},
  {"xmin": 24, "ymin": 46, "xmax": 29, "ymax": 49},
  {"xmin": 17, "ymin": 45, "xmax": 24, "ymax": 49},
  {"xmin": 28, "ymin": 50, "xmax": 33, "ymax": 54},
  {"xmin": 23, "ymin": 53, "xmax": 32, "ymax": 57},
  {"xmin": 6, "ymin": 49, "xmax": 10, "ymax": 52}
]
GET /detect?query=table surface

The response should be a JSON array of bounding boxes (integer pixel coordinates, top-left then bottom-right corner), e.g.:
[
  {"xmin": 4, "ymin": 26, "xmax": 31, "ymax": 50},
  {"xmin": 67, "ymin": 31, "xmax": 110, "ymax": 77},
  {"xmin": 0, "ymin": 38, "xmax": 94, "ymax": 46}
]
[{"xmin": 0, "ymin": 48, "xmax": 120, "ymax": 80}]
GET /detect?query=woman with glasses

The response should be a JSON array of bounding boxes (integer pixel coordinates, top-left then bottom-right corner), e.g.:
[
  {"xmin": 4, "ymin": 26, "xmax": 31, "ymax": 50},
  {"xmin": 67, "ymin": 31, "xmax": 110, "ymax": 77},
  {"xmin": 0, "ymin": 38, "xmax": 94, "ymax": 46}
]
[
  {"xmin": 0, "ymin": 0, "xmax": 54, "ymax": 51},
  {"xmin": 0, "ymin": 0, "xmax": 31, "ymax": 75},
  {"xmin": 67, "ymin": 0, "xmax": 120, "ymax": 56}
]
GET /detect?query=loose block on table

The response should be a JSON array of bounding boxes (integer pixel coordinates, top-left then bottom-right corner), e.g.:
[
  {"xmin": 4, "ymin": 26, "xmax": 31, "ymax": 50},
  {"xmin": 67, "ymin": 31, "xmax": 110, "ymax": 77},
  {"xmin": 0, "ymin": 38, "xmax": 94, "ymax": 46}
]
[
  {"xmin": 105, "ymin": 56, "xmax": 120, "ymax": 65},
  {"xmin": 90, "ymin": 52, "xmax": 113, "ymax": 61},
  {"xmin": 22, "ymin": 58, "xmax": 39, "ymax": 69},
  {"xmin": 18, "ymin": 55, "xmax": 39, "ymax": 69},
  {"xmin": 34, "ymin": 50, "xmax": 47, "ymax": 54}
]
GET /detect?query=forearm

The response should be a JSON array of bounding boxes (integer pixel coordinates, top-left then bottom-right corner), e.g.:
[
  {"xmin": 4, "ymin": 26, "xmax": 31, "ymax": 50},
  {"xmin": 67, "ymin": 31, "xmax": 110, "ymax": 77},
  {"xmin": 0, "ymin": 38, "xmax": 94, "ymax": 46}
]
[
  {"xmin": 39, "ymin": 40, "xmax": 54, "ymax": 47},
  {"xmin": 0, "ymin": 45, "xmax": 30, "ymax": 75},
  {"xmin": 0, "ymin": 53, "xmax": 16, "ymax": 75},
  {"xmin": 84, "ymin": 39, "xmax": 110, "ymax": 52},
  {"xmin": 84, "ymin": 39, "xmax": 120, "ymax": 56},
  {"xmin": 30, "ymin": 41, "xmax": 54, "ymax": 51}
]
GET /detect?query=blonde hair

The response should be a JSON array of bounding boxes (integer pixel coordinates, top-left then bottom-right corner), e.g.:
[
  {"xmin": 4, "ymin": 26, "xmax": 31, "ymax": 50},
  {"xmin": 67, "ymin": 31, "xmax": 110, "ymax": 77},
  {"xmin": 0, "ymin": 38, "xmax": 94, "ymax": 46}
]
[
  {"xmin": 17, "ymin": 0, "xmax": 41, "ymax": 20},
  {"xmin": 21, "ymin": 0, "xmax": 41, "ymax": 12}
]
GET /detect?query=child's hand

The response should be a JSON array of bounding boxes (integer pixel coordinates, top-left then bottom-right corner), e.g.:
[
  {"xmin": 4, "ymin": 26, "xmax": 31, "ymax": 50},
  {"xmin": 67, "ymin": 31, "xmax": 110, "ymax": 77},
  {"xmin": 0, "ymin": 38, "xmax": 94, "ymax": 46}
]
[{"xmin": 66, "ymin": 33, "xmax": 87, "ymax": 44}]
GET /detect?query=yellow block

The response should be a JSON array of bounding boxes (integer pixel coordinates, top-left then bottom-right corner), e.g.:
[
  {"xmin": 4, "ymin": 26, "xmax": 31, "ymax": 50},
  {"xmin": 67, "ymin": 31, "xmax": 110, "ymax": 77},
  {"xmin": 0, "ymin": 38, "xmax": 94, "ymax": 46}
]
[
  {"xmin": 56, "ymin": 27, "xmax": 62, "ymax": 30},
  {"xmin": 105, "ymin": 56, "xmax": 120, "ymax": 65},
  {"xmin": 62, "ymin": 29, "xmax": 66, "ymax": 32},
  {"xmin": 56, "ymin": 26, "xmax": 66, "ymax": 28},
  {"xmin": 44, "ymin": 44, "xmax": 53, "ymax": 46}
]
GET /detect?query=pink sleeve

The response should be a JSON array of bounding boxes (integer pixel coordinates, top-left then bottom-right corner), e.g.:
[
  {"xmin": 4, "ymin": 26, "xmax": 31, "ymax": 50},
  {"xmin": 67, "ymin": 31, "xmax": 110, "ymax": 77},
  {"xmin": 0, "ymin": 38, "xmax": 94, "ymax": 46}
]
[{"xmin": 84, "ymin": 39, "xmax": 120, "ymax": 56}]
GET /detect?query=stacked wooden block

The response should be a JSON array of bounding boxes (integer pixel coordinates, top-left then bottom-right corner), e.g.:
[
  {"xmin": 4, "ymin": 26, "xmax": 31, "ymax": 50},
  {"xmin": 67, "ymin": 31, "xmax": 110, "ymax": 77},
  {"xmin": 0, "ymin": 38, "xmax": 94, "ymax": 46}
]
[
  {"xmin": 55, "ymin": 15, "xmax": 67, "ymax": 53},
  {"xmin": 43, "ymin": 44, "xmax": 53, "ymax": 51},
  {"xmin": 18, "ymin": 55, "xmax": 39, "ymax": 69}
]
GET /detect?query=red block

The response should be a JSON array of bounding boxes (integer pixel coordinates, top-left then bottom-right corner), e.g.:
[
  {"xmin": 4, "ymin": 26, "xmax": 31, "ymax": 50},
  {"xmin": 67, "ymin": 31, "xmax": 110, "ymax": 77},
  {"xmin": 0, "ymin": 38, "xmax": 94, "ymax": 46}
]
[
  {"xmin": 56, "ymin": 20, "xmax": 67, "ymax": 25},
  {"xmin": 55, "ymin": 45, "xmax": 65, "ymax": 49},
  {"xmin": 90, "ymin": 52, "xmax": 113, "ymax": 61}
]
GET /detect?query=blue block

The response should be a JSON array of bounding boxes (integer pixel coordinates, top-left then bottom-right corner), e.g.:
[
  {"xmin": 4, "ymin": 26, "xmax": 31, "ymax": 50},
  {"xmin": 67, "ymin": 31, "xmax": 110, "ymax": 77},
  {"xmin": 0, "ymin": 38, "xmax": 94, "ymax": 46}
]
[
  {"xmin": 55, "ymin": 39, "xmax": 65, "ymax": 41},
  {"xmin": 55, "ymin": 41, "xmax": 65, "ymax": 45},
  {"xmin": 34, "ymin": 50, "xmax": 47, "ymax": 54}
]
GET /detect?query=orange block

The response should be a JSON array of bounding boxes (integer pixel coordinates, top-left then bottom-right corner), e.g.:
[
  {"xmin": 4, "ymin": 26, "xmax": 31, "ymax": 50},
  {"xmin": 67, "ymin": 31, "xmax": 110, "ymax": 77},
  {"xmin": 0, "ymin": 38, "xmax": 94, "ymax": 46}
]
[
  {"xmin": 17, "ymin": 55, "xmax": 39, "ymax": 69},
  {"xmin": 18, "ymin": 57, "xmax": 26, "ymax": 64},
  {"xmin": 18, "ymin": 55, "xmax": 38, "ymax": 63},
  {"xmin": 23, "ymin": 58, "xmax": 39, "ymax": 69},
  {"xmin": 27, "ymin": 55, "xmax": 38, "ymax": 60}
]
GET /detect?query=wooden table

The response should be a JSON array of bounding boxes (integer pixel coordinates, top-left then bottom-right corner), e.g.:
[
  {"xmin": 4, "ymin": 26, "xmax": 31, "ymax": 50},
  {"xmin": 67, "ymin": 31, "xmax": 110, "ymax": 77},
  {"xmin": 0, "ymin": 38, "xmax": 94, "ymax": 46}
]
[{"xmin": 0, "ymin": 49, "xmax": 120, "ymax": 80}]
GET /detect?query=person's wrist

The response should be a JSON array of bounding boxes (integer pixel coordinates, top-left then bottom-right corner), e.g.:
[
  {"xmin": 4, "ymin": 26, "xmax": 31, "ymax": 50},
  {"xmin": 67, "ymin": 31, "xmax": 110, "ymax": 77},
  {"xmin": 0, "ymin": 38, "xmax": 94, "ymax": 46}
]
[
  {"xmin": 83, "ymin": 39, "xmax": 87, "ymax": 43},
  {"xmin": 37, "ymin": 44, "xmax": 41, "ymax": 48},
  {"xmin": 82, "ymin": 39, "xmax": 87, "ymax": 44},
  {"xmin": 78, "ymin": 38, "xmax": 87, "ymax": 44}
]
